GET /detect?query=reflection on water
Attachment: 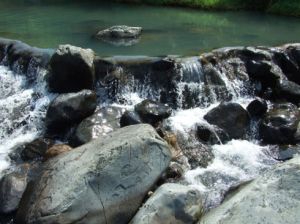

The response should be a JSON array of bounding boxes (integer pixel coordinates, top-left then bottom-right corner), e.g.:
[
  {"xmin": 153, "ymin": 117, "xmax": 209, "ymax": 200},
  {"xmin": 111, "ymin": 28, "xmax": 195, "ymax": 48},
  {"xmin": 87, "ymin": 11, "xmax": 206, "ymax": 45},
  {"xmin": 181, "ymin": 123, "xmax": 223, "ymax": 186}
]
[{"xmin": 0, "ymin": 0, "xmax": 299, "ymax": 55}]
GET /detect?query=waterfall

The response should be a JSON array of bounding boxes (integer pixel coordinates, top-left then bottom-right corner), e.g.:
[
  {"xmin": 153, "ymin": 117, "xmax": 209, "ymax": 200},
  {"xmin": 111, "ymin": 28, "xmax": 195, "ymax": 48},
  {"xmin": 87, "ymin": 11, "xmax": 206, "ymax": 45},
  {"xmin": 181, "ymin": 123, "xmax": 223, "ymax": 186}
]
[{"xmin": 0, "ymin": 64, "xmax": 55, "ymax": 177}]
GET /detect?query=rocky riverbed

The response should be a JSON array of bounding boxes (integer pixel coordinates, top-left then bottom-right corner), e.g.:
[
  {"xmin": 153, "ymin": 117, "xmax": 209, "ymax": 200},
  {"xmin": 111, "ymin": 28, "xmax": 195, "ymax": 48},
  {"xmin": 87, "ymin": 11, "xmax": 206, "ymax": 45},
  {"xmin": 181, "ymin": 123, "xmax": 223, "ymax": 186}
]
[{"xmin": 0, "ymin": 37, "xmax": 300, "ymax": 224}]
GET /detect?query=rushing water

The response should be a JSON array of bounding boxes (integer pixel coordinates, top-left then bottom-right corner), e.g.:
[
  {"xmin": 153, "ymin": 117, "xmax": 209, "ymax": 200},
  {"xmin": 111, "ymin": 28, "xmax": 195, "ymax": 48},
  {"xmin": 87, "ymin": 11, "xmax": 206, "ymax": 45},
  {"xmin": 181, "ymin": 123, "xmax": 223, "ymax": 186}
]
[
  {"xmin": 0, "ymin": 0, "xmax": 300, "ymax": 56},
  {"xmin": 0, "ymin": 64, "xmax": 55, "ymax": 177}
]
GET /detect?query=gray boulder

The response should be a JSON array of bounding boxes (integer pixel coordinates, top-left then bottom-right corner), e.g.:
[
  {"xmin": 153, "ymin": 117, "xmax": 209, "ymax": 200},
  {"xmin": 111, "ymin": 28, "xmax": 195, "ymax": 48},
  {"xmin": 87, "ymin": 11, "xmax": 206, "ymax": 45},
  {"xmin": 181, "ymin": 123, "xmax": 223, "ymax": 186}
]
[
  {"xmin": 130, "ymin": 183, "xmax": 203, "ymax": 224},
  {"xmin": 204, "ymin": 102, "xmax": 250, "ymax": 139},
  {"xmin": 16, "ymin": 124, "xmax": 171, "ymax": 224},
  {"xmin": 96, "ymin": 25, "xmax": 142, "ymax": 39},
  {"xmin": 0, "ymin": 166, "xmax": 29, "ymax": 214},
  {"xmin": 199, "ymin": 156, "xmax": 300, "ymax": 224},
  {"xmin": 48, "ymin": 44, "xmax": 95, "ymax": 93},
  {"xmin": 45, "ymin": 89, "xmax": 97, "ymax": 134},
  {"xmin": 73, "ymin": 107, "xmax": 122, "ymax": 146}
]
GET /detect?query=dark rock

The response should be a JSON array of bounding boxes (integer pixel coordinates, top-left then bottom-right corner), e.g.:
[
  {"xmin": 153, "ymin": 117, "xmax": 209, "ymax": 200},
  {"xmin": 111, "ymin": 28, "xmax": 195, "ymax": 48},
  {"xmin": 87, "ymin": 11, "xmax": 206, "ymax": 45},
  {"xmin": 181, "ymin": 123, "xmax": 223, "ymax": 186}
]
[
  {"xmin": 199, "ymin": 156, "xmax": 300, "ymax": 224},
  {"xmin": 259, "ymin": 103, "xmax": 300, "ymax": 144},
  {"xmin": 0, "ymin": 165, "xmax": 30, "ymax": 214},
  {"xmin": 44, "ymin": 144, "xmax": 73, "ymax": 160},
  {"xmin": 16, "ymin": 124, "xmax": 171, "ymax": 224},
  {"xmin": 204, "ymin": 102, "xmax": 250, "ymax": 140},
  {"xmin": 135, "ymin": 99, "xmax": 172, "ymax": 126},
  {"xmin": 196, "ymin": 124, "xmax": 229, "ymax": 144},
  {"xmin": 130, "ymin": 183, "xmax": 202, "ymax": 224},
  {"xmin": 48, "ymin": 45, "xmax": 95, "ymax": 93},
  {"xmin": 120, "ymin": 110, "xmax": 143, "ymax": 127},
  {"xmin": 20, "ymin": 138, "xmax": 54, "ymax": 161},
  {"xmin": 203, "ymin": 65, "xmax": 226, "ymax": 86},
  {"xmin": 45, "ymin": 89, "xmax": 97, "ymax": 134},
  {"xmin": 246, "ymin": 60, "xmax": 282, "ymax": 88},
  {"xmin": 95, "ymin": 25, "xmax": 142, "ymax": 39},
  {"xmin": 275, "ymin": 79, "xmax": 300, "ymax": 104},
  {"xmin": 73, "ymin": 107, "xmax": 122, "ymax": 146},
  {"xmin": 246, "ymin": 98, "xmax": 268, "ymax": 118}
]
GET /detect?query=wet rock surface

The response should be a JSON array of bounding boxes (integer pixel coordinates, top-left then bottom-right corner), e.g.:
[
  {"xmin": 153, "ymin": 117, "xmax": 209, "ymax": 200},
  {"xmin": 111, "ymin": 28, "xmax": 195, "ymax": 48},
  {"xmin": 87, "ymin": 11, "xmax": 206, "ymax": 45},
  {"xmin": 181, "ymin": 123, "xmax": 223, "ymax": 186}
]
[
  {"xmin": 16, "ymin": 124, "xmax": 171, "ymax": 224},
  {"xmin": 199, "ymin": 156, "xmax": 300, "ymax": 224},
  {"xmin": 72, "ymin": 107, "xmax": 122, "ymax": 146},
  {"xmin": 204, "ymin": 102, "xmax": 250, "ymax": 140},
  {"xmin": 45, "ymin": 89, "xmax": 97, "ymax": 135}
]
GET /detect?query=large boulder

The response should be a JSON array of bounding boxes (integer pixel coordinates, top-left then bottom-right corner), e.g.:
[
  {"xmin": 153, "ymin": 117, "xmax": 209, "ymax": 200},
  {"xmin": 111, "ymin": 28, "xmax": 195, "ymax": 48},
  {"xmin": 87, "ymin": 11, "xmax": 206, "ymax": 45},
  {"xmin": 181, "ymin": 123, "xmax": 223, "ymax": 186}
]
[
  {"xmin": 259, "ymin": 103, "xmax": 300, "ymax": 144},
  {"xmin": 48, "ymin": 45, "xmax": 95, "ymax": 93},
  {"xmin": 204, "ymin": 102, "xmax": 250, "ymax": 140},
  {"xmin": 16, "ymin": 124, "xmax": 171, "ymax": 224},
  {"xmin": 45, "ymin": 89, "xmax": 97, "ymax": 134},
  {"xmin": 199, "ymin": 156, "xmax": 300, "ymax": 224},
  {"xmin": 72, "ymin": 107, "xmax": 122, "ymax": 146},
  {"xmin": 130, "ymin": 183, "xmax": 203, "ymax": 224},
  {"xmin": 275, "ymin": 79, "xmax": 300, "ymax": 104}
]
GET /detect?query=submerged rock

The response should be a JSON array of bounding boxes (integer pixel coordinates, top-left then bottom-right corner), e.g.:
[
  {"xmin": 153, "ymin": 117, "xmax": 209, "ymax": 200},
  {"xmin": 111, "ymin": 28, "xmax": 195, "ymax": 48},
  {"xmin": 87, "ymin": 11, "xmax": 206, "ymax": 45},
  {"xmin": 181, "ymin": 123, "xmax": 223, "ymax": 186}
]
[
  {"xmin": 48, "ymin": 44, "xmax": 95, "ymax": 93},
  {"xmin": 16, "ymin": 124, "xmax": 171, "ymax": 224},
  {"xmin": 130, "ymin": 183, "xmax": 202, "ymax": 224},
  {"xmin": 45, "ymin": 89, "xmax": 97, "ymax": 134},
  {"xmin": 199, "ymin": 156, "xmax": 300, "ymax": 224},
  {"xmin": 204, "ymin": 102, "xmax": 250, "ymax": 140},
  {"xmin": 259, "ymin": 103, "xmax": 300, "ymax": 144}
]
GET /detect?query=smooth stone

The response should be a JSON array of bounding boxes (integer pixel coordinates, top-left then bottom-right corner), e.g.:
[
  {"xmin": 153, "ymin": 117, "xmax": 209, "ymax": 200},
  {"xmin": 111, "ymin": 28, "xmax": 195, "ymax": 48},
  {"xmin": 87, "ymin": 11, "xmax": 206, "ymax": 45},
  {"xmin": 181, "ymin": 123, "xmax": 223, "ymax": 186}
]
[
  {"xmin": 246, "ymin": 98, "xmax": 268, "ymax": 118},
  {"xmin": 130, "ymin": 183, "xmax": 202, "ymax": 224},
  {"xmin": 16, "ymin": 124, "xmax": 171, "ymax": 224}
]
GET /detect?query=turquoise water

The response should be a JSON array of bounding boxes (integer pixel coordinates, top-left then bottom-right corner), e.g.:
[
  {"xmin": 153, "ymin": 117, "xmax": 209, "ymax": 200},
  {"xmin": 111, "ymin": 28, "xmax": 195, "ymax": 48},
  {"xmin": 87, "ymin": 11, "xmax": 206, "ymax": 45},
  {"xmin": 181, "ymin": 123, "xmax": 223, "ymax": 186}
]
[{"xmin": 0, "ymin": 0, "xmax": 300, "ymax": 56}]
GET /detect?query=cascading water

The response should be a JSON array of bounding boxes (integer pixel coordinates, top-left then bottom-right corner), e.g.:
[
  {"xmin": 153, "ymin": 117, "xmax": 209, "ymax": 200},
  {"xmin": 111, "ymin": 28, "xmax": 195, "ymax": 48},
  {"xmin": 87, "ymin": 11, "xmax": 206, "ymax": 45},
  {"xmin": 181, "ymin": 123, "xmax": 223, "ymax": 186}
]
[{"xmin": 0, "ymin": 63, "xmax": 55, "ymax": 177}]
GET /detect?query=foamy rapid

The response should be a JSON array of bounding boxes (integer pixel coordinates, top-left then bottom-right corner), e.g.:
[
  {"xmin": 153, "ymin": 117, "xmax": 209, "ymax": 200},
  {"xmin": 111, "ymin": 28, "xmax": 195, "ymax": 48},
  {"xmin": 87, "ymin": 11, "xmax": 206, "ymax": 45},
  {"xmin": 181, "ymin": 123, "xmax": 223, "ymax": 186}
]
[{"xmin": 0, "ymin": 65, "xmax": 55, "ymax": 177}]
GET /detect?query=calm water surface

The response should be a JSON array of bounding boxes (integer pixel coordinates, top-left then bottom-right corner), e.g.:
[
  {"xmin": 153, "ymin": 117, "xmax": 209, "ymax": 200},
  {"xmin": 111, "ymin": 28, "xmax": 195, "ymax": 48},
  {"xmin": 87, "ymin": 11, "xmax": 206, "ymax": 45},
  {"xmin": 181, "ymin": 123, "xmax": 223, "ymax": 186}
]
[{"xmin": 0, "ymin": 0, "xmax": 300, "ymax": 56}]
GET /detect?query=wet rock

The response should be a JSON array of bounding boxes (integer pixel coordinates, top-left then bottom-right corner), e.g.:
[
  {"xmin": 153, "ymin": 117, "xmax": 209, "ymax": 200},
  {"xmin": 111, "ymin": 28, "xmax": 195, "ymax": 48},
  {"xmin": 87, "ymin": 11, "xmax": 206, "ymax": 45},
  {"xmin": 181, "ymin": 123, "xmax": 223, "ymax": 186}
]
[
  {"xmin": 131, "ymin": 183, "xmax": 202, "ymax": 224},
  {"xmin": 20, "ymin": 138, "xmax": 54, "ymax": 161},
  {"xmin": 73, "ymin": 107, "xmax": 122, "ymax": 146},
  {"xmin": 269, "ymin": 145, "xmax": 300, "ymax": 161},
  {"xmin": 45, "ymin": 89, "xmax": 97, "ymax": 134},
  {"xmin": 246, "ymin": 98, "xmax": 268, "ymax": 118},
  {"xmin": 0, "ymin": 165, "xmax": 29, "ymax": 214},
  {"xmin": 16, "ymin": 124, "xmax": 171, "ymax": 224},
  {"xmin": 44, "ymin": 144, "xmax": 73, "ymax": 160},
  {"xmin": 246, "ymin": 60, "xmax": 282, "ymax": 88},
  {"xmin": 259, "ymin": 103, "xmax": 300, "ymax": 144},
  {"xmin": 135, "ymin": 99, "xmax": 172, "ymax": 126},
  {"xmin": 96, "ymin": 25, "xmax": 142, "ymax": 39},
  {"xmin": 204, "ymin": 102, "xmax": 250, "ymax": 140},
  {"xmin": 275, "ymin": 79, "xmax": 300, "ymax": 104},
  {"xmin": 203, "ymin": 65, "xmax": 226, "ymax": 86},
  {"xmin": 199, "ymin": 156, "xmax": 300, "ymax": 224},
  {"xmin": 48, "ymin": 45, "xmax": 95, "ymax": 93},
  {"xmin": 196, "ymin": 124, "xmax": 229, "ymax": 145},
  {"xmin": 120, "ymin": 110, "xmax": 143, "ymax": 127}
]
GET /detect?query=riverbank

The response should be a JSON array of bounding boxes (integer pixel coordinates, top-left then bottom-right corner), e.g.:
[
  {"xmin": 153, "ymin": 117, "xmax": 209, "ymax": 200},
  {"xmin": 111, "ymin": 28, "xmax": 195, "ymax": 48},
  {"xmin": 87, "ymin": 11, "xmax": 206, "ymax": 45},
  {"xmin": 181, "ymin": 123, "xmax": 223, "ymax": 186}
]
[{"xmin": 114, "ymin": 0, "xmax": 300, "ymax": 17}]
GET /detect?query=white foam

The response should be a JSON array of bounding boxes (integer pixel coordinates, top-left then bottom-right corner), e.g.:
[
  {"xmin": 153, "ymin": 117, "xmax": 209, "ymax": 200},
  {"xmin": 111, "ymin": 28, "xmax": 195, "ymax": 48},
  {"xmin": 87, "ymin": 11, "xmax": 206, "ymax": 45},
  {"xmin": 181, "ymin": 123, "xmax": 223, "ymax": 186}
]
[{"xmin": 185, "ymin": 139, "xmax": 277, "ymax": 209}]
